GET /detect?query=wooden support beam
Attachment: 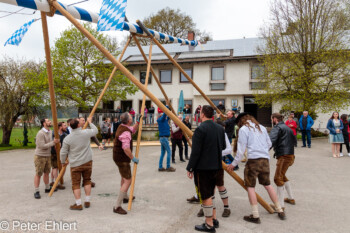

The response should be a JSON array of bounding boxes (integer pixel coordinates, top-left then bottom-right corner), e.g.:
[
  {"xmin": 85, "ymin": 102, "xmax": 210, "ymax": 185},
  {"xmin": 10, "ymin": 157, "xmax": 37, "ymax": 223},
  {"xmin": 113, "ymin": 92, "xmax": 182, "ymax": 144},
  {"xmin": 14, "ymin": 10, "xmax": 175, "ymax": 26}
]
[
  {"xmin": 51, "ymin": 0, "xmax": 192, "ymax": 138},
  {"xmin": 128, "ymin": 43, "xmax": 153, "ymax": 211},
  {"xmin": 49, "ymin": 1, "xmax": 274, "ymax": 213},
  {"xmin": 83, "ymin": 36, "xmax": 132, "ymax": 129},
  {"xmin": 132, "ymin": 34, "xmax": 192, "ymax": 147},
  {"xmin": 135, "ymin": 20, "xmax": 224, "ymax": 117},
  {"xmin": 41, "ymin": 11, "xmax": 62, "ymax": 184}
]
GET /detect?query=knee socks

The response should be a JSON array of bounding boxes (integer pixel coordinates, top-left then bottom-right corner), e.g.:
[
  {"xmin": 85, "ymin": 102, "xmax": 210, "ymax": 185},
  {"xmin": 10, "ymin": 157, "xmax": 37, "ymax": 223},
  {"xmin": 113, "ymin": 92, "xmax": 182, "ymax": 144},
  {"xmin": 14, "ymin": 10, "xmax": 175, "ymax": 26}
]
[
  {"xmin": 284, "ymin": 181, "xmax": 294, "ymax": 200},
  {"xmin": 116, "ymin": 191, "xmax": 127, "ymax": 208},
  {"xmin": 277, "ymin": 186, "xmax": 285, "ymax": 208}
]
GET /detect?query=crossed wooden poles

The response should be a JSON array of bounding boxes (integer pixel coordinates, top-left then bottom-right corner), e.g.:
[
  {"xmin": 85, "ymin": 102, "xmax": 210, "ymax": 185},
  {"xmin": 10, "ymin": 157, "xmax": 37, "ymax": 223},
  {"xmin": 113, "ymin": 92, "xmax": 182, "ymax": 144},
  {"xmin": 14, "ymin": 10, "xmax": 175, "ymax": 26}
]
[{"xmin": 45, "ymin": 0, "xmax": 274, "ymax": 214}]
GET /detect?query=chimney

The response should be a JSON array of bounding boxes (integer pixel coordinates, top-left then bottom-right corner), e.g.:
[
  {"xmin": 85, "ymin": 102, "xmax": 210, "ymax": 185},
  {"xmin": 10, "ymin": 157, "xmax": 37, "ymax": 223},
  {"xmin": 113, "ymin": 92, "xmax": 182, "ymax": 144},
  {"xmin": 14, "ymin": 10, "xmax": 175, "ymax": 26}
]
[{"xmin": 187, "ymin": 31, "xmax": 195, "ymax": 41}]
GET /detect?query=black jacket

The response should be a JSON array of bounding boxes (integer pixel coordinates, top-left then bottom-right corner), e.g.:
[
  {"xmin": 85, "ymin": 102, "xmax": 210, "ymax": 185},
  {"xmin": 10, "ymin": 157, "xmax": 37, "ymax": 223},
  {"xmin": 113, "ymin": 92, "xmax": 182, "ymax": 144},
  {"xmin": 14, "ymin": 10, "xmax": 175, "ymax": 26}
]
[
  {"xmin": 186, "ymin": 120, "xmax": 226, "ymax": 172},
  {"xmin": 182, "ymin": 119, "xmax": 192, "ymax": 130},
  {"xmin": 269, "ymin": 121, "xmax": 295, "ymax": 158},
  {"xmin": 216, "ymin": 117, "xmax": 235, "ymax": 139}
]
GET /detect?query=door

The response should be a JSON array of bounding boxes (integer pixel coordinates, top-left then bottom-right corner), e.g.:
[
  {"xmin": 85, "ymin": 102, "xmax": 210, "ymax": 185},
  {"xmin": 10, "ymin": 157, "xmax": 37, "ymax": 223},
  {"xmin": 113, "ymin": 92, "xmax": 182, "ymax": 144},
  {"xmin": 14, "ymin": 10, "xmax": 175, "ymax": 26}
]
[{"xmin": 121, "ymin": 100, "xmax": 132, "ymax": 112}]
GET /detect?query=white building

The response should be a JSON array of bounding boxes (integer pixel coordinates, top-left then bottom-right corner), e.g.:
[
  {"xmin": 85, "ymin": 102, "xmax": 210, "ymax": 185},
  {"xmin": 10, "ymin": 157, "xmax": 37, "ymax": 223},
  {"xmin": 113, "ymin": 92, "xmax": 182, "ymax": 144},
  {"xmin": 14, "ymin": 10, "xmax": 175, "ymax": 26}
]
[{"xmin": 108, "ymin": 37, "xmax": 346, "ymax": 130}]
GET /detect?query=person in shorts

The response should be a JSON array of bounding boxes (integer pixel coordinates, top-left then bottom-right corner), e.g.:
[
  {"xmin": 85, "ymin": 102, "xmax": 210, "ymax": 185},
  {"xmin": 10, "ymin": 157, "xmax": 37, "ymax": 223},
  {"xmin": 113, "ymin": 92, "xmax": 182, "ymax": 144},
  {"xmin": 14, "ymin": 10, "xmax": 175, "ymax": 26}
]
[
  {"xmin": 33, "ymin": 118, "xmax": 60, "ymax": 199},
  {"xmin": 227, "ymin": 113, "xmax": 286, "ymax": 224},
  {"xmin": 112, "ymin": 112, "xmax": 140, "ymax": 215},
  {"xmin": 60, "ymin": 117, "xmax": 98, "ymax": 210},
  {"xmin": 187, "ymin": 105, "xmax": 226, "ymax": 232}
]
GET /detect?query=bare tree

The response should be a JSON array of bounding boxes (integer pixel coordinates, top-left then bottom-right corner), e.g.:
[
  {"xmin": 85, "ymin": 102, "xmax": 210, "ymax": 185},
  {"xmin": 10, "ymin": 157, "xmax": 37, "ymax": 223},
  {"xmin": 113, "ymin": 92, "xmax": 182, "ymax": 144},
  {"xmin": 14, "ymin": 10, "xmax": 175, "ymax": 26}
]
[{"xmin": 255, "ymin": 0, "xmax": 350, "ymax": 113}]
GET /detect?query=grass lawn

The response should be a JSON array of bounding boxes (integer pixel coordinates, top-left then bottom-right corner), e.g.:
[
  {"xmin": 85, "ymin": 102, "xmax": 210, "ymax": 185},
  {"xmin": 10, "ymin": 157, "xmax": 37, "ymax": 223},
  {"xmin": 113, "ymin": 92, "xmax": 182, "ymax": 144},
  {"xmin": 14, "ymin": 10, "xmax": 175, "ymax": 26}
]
[{"xmin": 0, "ymin": 127, "xmax": 40, "ymax": 151}]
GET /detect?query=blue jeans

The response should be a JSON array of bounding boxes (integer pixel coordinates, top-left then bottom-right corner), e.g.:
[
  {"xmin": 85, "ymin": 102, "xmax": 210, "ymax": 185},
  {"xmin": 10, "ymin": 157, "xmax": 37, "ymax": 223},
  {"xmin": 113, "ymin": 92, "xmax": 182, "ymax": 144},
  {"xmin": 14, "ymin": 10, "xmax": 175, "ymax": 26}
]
[
  {"xmin": 159, "ymin": 137, "xmax": 171, "ymax": 169},
  {"xmin": 301, "ymin": 130, "xmax": 311, "ymax": 146}
]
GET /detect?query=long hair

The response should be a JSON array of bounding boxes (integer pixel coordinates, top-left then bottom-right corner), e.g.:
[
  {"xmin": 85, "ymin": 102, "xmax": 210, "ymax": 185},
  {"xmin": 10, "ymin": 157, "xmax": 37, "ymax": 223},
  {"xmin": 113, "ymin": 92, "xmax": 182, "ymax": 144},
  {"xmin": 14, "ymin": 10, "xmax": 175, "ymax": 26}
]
[
  {"xmin": 330, "ymin": 112, "xmax": 339, "ymax": 120},
  {"xmin": 234, "ymin": 115, "xmax": 262, "ymax": 153},
  {"xmin": 237, "ymin": 114, "xmax": 262, "ymax": 133},
  {"xmin": 341, "ymin": 114, "xmax": 348, "ymax": 124}
]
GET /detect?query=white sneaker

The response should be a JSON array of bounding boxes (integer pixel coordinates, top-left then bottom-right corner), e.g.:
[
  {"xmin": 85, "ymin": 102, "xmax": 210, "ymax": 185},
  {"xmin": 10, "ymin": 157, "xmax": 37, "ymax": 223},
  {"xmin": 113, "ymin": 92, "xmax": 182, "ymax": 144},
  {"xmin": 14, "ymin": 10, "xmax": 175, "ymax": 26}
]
[
  {"xmin": 340, "ymin": 153, "xmax": 344, "ymax": 157},
  {"xmin": 348, "ymin": 153, "xmax": 350, "ymax": 157}
]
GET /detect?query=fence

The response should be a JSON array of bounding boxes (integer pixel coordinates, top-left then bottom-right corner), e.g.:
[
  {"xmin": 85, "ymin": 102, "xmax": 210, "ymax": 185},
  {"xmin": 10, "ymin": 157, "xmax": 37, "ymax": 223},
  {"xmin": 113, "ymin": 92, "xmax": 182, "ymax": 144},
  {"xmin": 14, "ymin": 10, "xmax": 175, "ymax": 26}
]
[{"xmin": 78, "ymin": 112, "xmax": 202, "ymax": 126}]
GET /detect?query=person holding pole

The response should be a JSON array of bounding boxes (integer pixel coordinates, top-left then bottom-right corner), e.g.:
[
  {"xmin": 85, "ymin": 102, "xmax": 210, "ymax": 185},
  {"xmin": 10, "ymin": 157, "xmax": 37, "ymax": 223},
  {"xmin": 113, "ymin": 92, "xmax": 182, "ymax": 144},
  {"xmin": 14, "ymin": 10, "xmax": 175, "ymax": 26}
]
[
  {"xmin": 50, "ymin": 121, "xmax": 68, "ymax": 190},
  {"xmin": 171, "ymin": 115, "xmax": 185, "ymax": 163},
  {"xmin": 187, "ymin": 105, "xmax": 226, "ymax": 232},
  {"xmin": 60, "ymin": 117, "xmax": 98, "ymax": 210},
  {"xmin": 269, "ymin": 113, "xmax": 296, "ymax": 211},
  {"xmin": 158, "ymin": 109, "xmax": 176, "ymax": 172},
  {"xmin": 34, "ymin": 118, "xmax": 60, "ymax": 199},
  {"xmin": 112, "ymin": 112, "xmax": 140, "ymax": 215},
  {"xmin": 182, "ymin": 115, "xmax": 192, "ymax": 160},
  {"xmin": 226, "ymin": 113, "xmax": 286, "ymax": 223}
]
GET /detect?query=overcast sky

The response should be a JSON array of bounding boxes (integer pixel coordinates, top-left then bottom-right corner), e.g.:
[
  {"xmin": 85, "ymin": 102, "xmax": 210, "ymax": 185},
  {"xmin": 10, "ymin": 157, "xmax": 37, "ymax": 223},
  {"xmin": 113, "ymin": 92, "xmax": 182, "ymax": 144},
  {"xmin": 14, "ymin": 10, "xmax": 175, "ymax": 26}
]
[{"xmin": 0, "ymin": 0, "xmax": 272, "ymax": 61}]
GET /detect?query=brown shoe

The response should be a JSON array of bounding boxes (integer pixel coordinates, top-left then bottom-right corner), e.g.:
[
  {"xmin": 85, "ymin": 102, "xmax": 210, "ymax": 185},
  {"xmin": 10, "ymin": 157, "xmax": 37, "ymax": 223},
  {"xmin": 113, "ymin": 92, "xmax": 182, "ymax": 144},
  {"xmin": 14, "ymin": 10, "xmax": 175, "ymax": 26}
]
[
  {"xmin": 123, "ymin": 196, "xmax": 135, "ymax": 204},
  {"xmin": 70, "ymin": 204, "xmax": 83, "ymax": 210},
  {"xmin": 187, "ymin": 196, "xmax": 200, "ymax": 203},
  {"xmin": 49, "ymin": 182, "xmax": 54, "ymax": 186},
  {"xmin": 278, "ymin": 211, "xmax": 286, "ymax": 220},
  {"xmin": 284, "ymin": 198, "xmax": 295, "ymax": 205},
  {"xmin": 241, "ymin": 158, "xmax": 247, "ymax": 163},
  {"xmin": 197, "ymin": 208, "xmax": 204, "ymax": 217},
  {"xmin": 222, "ymin": 208, "xmax": 231, "ymax": 217},
  {"xmin": 84, "ymin": 202, "xmax": 90, "ymax": 208},
  {"xmin": 158, "ymin": 168, "xmax": 166, "ymax": 172},
  {"xmin": 91, "ymin": 182, "xmax": 96, "ymax": 188},
  {"xmin": 57, "ymin": 184, "xmax": 66, "ymax": 190},
  {"xmin": 166, "ymin": 167, "xmax": 176, "ymax": 172},
  {"xmin": 243, "ymin": 214, "xmax": 261, "ymax": 224},
  {"xmin": 113, "ymin": 206, "xmax": 127, "ymax": 215}
]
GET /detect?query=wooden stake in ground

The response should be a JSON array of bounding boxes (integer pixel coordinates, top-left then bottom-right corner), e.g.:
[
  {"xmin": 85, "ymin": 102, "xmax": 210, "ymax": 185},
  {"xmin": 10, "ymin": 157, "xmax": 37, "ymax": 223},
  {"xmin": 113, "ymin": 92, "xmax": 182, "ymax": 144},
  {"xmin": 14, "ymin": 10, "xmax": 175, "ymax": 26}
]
[
  {"xmin": 41, "ymin": 11, "xmax": 62, "ymax": 184},
  {"xmin": 128, "ymin": 42, "xmax": 153, "ymax": 211},
  {"xmin": 132, "ymin": 34, "xmax": 192, "ymax": 147},
  {"xmin": 50, "ymin": 1, "xmax": 273, "ymax": 213}
]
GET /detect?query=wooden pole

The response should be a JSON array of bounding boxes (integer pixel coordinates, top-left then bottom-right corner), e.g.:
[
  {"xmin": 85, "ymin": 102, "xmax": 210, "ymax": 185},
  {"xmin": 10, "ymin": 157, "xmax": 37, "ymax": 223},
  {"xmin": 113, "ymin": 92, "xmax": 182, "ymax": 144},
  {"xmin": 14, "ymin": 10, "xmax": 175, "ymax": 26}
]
[
  {"xmin": 50, "ymin": 25, "xmax": 133, "ymax": 198},
  {"xmin": 50, "ymin": 1, "xmax": 272, "ymax": 213},
  {"xmin": 135, "ymin": 20, "xmax": 224, "ymax": 117},
  {"xmin": 128, "ymin": 43, "xmax": 153, "ymax": 211},
  {"xmin": 51, "ymin": 0, "xmax": 192, "ymax": 138},
  {"xmin": 132, "ymin": 34, "xmax": 192, "ymax": 147},
  {"xmin": 222, "ymin": 162, "xmax": 274, "ymax": 214},
  {"xmin": 82, "ymin": 36, "xmax": 132, "ymax": 129},
  {"xmin": 41, "ymin": 11, "xmax": 62, "ymax": 184}
]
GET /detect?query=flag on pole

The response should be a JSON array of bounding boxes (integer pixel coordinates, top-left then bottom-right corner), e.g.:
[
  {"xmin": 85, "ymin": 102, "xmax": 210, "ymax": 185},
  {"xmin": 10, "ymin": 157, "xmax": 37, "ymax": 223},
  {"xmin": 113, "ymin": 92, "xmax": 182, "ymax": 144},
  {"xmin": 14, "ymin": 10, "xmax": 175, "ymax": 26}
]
[
  {"xmin": 97, "ymin": 0, "xmax": 127, "ymax": 31},
  {"xmin": 4, "ymin": 19, "xmax": 37, "ymax": 46}
]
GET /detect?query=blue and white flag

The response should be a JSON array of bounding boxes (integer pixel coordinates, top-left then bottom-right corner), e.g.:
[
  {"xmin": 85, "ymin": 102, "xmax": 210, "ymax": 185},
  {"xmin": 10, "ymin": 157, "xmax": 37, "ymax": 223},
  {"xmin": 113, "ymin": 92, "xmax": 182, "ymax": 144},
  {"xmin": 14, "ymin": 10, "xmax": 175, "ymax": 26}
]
[
  {"xmin": 97, "ymin": 0, "xmax": 127, "ymax": 31},
  {"xmin": 4, "ymin": 19, "xmax": 37, "ymax": 46}
]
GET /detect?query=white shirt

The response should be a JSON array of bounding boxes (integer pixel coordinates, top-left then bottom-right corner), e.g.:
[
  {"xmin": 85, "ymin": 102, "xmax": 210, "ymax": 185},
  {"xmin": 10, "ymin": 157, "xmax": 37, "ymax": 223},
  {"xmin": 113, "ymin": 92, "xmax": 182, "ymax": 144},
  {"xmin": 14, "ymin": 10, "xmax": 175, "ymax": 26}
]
[
  {"xmin": 231, "ymin": 121, "xmax": 272, "ymax": 167},
  {"xmin": 171, "ymin": 121, "xmax": 180, "ymax": 133},
  {"xmin": 222, "ymin": 133, "xmax": 232, "ymax": 156}
]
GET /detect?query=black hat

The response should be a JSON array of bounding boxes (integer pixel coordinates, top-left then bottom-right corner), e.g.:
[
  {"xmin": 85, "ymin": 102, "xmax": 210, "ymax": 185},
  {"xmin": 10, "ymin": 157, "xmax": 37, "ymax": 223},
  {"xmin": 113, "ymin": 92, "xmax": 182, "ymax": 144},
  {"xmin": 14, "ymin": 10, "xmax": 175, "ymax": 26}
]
[{"xmin": 235, "ymin": 112, "xmax": 250, "ymax": 124}]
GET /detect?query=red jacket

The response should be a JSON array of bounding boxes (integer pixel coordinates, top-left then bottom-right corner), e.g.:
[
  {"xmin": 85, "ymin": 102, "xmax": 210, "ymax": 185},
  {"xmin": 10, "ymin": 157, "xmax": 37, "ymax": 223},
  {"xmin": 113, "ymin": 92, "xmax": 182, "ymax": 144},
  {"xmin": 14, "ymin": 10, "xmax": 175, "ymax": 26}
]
[{"xmin": 285, "ymin": 120, "xmax": 297, "ymax": 135}]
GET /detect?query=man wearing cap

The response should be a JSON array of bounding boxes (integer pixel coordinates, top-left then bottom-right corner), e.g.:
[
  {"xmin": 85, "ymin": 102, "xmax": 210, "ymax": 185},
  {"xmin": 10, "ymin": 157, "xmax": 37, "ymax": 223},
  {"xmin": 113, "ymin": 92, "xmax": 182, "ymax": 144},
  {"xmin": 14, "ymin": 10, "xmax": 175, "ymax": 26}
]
[{"xmin": 227, "ymin": 113, "xmax": 286, "ymax": 223}]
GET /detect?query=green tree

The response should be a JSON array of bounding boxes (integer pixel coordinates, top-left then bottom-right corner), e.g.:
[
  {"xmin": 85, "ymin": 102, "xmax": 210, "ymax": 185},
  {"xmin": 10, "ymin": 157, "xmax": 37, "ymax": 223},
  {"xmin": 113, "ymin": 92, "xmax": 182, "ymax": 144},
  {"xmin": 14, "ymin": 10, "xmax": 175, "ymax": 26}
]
[
  {"xmin": 0, "ymin": 57, "xmax": 45, "ymax": 145},
  {"xmin": 124, "ymin": 7, "xmax": 212, "ymax": 46},
  {"xmin": 255, "ymin": 0, "xmax": 350, "ymax": 114},
  {"xmin": 51, "ymin": 23, "xmax": 137, "ymax": 110}
]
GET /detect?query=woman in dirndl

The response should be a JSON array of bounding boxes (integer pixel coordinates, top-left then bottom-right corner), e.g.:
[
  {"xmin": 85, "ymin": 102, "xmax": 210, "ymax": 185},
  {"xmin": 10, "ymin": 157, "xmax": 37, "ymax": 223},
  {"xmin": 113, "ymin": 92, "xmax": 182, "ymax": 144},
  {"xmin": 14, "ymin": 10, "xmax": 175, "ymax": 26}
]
[{"xmin": 327, "ymin": 112, "xmax": 344, "ymax": 158}]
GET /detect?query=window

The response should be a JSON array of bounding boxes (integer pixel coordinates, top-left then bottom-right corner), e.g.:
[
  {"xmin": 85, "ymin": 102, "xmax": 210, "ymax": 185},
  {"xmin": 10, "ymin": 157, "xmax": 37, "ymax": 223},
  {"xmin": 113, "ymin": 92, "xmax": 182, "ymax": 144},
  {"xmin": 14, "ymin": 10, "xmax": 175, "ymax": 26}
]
[
  {"xmin": 251, "ymin": 64, "xmax": 264, "ymax": 79},
  {"xmin": 160, "ymin": 70, "xmax": 172, "ymax": 83},
  {"xmin": 250, "ymin": 82, "xmax": 266, "ymax": 90},
  {"xmin": 180, "ymin": 68, "xmax": 193, "ymax": 83},
  {"xmin": 210, "ymin": 66, "xmax": 225, "ymax": 90},
  {"xmin": 211, "ymin": 99, "xmax": 225, "ymax": 107},
  {"xmin": 140, "ymin": 71, "xmax": 152, "ymax": 84}
]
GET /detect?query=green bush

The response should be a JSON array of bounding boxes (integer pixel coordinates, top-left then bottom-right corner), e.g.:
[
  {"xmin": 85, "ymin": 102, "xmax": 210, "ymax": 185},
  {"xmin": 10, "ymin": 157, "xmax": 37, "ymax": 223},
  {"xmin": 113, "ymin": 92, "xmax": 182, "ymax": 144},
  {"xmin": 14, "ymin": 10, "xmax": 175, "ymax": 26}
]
[{"xmin": 155, "ymin": 131, "xmax": 159, "ymax": 139}]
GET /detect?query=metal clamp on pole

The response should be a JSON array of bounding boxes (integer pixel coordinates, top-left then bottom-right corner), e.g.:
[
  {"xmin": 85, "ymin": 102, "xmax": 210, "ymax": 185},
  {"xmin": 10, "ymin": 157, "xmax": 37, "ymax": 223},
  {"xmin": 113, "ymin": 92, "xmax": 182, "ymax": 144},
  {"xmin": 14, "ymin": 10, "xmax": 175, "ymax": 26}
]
[{"xmin": 136, "ymin": 20, "xmax": 153, "ymax": 38}]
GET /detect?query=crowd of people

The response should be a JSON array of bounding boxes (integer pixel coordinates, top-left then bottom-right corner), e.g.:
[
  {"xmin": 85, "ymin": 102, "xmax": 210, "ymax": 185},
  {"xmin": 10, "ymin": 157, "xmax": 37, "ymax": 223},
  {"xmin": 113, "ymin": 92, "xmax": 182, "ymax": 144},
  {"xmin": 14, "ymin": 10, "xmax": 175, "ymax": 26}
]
[{"xmin": 33, "ymin": 103, "xmax": 350, "ymax": 232}]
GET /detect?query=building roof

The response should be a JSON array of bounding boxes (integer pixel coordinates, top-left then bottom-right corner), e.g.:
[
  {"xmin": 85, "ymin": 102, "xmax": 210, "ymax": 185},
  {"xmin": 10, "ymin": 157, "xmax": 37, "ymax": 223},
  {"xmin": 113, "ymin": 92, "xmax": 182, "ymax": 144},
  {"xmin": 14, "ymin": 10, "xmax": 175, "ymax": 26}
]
[{"xmin": 115, "ymin": 37, "xmax": 263, "ymax": 65}]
